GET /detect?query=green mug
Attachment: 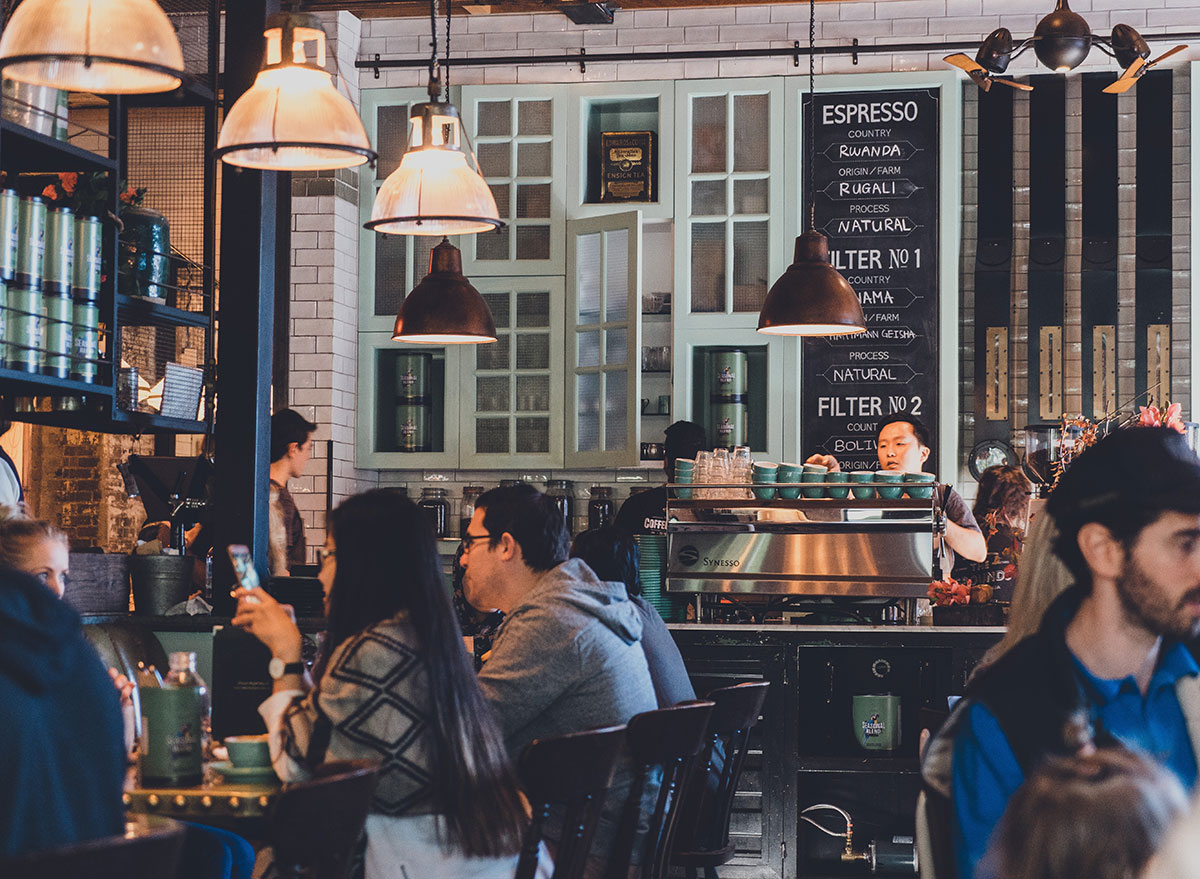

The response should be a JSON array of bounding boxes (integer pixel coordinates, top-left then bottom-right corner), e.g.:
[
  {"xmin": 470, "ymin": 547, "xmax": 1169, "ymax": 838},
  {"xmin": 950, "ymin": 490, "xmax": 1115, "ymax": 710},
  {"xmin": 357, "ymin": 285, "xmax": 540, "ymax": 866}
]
[{"xmin": 852, "ymin": 694, "xmax": 901, "ymax": 751}]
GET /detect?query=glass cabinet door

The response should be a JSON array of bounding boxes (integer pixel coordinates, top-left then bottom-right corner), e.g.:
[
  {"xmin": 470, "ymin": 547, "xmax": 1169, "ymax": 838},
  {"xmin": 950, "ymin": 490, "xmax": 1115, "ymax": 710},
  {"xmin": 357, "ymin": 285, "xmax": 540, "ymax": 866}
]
[
  {"xmin": 565, "ymin": 212, "xmax": 642, "ymax": 468},
  {"xmin": 674, "ymin": 79, "xmax": 787, "ymax": 323},
  {"xmin": 459, "ymin": 277, "xmax": 566, "ymax": 467},
  {"xmin": 459, "ymin": 85, "xmax": 569, "ymax": 276}
]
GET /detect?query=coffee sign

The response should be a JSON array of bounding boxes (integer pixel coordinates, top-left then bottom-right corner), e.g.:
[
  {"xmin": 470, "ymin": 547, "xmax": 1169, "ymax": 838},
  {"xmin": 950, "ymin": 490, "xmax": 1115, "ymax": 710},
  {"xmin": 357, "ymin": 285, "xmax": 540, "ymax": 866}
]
[{"xmin": 801, "ymin": 88, "xmax": 941, "ymax": 471}]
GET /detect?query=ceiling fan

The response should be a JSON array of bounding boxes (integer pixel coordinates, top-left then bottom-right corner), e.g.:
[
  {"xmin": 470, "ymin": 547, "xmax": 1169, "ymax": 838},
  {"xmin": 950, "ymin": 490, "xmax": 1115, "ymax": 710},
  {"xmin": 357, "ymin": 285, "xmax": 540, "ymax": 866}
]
[{"xmin": 944, "ymin": 0, "xmax": 1187, "ymax": 94}]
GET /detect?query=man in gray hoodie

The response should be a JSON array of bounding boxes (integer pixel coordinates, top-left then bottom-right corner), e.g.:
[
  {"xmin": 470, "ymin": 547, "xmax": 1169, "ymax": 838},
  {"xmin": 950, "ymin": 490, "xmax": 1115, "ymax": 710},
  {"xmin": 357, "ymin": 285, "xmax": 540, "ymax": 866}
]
[{"xmin": 462, "ymin": 483, "xmax": 657, "ymax": 870}]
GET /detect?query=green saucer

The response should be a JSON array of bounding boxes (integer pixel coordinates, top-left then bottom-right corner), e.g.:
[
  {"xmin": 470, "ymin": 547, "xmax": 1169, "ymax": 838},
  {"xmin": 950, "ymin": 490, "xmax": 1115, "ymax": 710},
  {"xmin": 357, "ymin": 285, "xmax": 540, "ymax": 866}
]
[{"xmin": 209, "ymin": 760, "xmax": 279, "ymax": 784}]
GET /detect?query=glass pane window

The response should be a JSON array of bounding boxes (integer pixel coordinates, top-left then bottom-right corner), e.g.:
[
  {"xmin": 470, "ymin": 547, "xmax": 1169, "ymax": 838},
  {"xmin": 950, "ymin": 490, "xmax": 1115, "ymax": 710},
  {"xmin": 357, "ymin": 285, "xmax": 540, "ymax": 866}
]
[
  {"xmin": 516, "ymin": 374, "xmax": 550, "ymax": 411},
  {"xmin": 516, "ymin": 291, "xmax": 550, "ymax": 328},
  {"xmin": 516, "ymin": 226, "xmax": 551, "ymax": 261},
  {"xmin": 605, "ymin": 371, "xmax": 627, "ymax": 450},
  {"xmin": 604, "ymin": 229, "xmax": 629, "ymax": 323},
  {"xmin": 477, "ymin": 100, "xmax": 511, "ymax": 137},
  {"xmin": 578, "ymin": 330, "xmax": 601, "ymax": 368},
  {"xmin": 516, "ymin": 333, "xmax": 550, "ymax": 370},
  {"xmin": 577, "ymin": 232, "xmax": 602, "ymax": 323},
  {"xmin": 374, "ymin": 232, "xmax": 407, "ymax": 316},
  {"xmin": 577, "ymin": 373, "xmax": 601, "ymax": 452},
  {"xmin": 477, "ymin": 376, "xmax": 510, "ymax": 411},
  {"xmin": 516, "ymin": 417, "xmax": 550, "ymax": 453},
  {"xmin": 734, "ymin": 178, "xmax": 769, "ymax": 216},
  {"xmin": 517, "ymin": 100, "xmax": 553, "ymax": 136},
  {"xmin": 516, "ymin": 183, "xmax": 551, "ymax": 219},
  {"xmin": 692, "ymin": 95, "xmax": 727, "ymax": 173},
  {"xmin": 733, "ymin": 221, "xmax": 770, "ymax": 312},
  {"xmin": 477, "ymin": 333, "xmax": 511, "ymax": 371},
  {"xmin": 376, "ymin": 104, "xmax": 411, "ymax": 179},
  {"xmin": 692, "ymin": 179, "xmax": 727, "ymax": 216},
  {"xmin": 517, "ymin": 141, "xmax": 552, "ymax": 177},
  {"xmin": 477, "ymin": 227, "xmax": 510, "ymax": 261},
  {"xmin": 477, "ymin": 141, "xmax": 511, "ymax": 178},
  {"xmin": 483, "ymin": 292, "xmax": 511, "ymax": 329},
  {"xmin": 733, "ymin": 94, "xmax": 770, "ymax": 172},
  {"xmin": 476, "ymin": 417, "xmax": 510, "ymax": 454},
  {"xmin": 605, "ymin": 328, "xmax": 627, "ymax": 365},
  {"xmin": 690, "ymin": 221, "xmax": 727, "ymax": 313}
]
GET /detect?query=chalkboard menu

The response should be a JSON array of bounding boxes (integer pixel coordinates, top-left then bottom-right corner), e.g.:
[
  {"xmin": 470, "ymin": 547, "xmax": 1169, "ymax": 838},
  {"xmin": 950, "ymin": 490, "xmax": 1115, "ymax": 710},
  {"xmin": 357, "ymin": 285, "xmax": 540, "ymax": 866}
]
[{"xmin": 801, "ymin": 88, "xmax": 941, "ymax": 471}]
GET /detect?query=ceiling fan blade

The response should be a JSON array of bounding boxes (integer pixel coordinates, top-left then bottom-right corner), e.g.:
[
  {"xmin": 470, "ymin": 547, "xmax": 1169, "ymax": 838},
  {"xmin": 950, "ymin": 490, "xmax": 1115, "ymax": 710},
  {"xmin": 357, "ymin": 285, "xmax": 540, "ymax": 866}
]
[
  {"xmin": 1102, "ymin": 56, "xmax": 1144, "ymax": 94},
  {"xmin": 993, "ymin": 77, "xmax": 1034, "ymax": 92},
  {"xmin": 1147, "ymin": 45, "xmax": 1188, "ymax": 68},
  {"xmin": 944, "ymin": 52, "xmax": 983, "ymax": 73}
]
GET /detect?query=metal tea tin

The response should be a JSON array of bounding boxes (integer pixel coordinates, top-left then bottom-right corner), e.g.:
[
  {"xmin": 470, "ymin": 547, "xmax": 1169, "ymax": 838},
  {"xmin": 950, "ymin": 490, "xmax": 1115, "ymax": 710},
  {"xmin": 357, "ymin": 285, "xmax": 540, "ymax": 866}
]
[
  {"xmin": 72, "ymin": 294, "xmax": 99, "ymax": 383},
  {"xmin": 0, "ymin": 189, "xmax": 19, "ymax": 282},
  {"xmin": 7, "ymin": 283, "xmax": 42, "ymax": 373},
  {"xmin": 43, "ymin": 205, "xmax": 73, "ymax": 293},
  {"xmin": 73, "ymin": 214, "xmax": 102, "ymax": 294},
  {"xmin": 395, "ymin": 403, "xmax": 430, "ymax": 452},
  {"xmin": 711, "ymin": 401, "xmax": 747, "ymax": 449},
  {"xmin": 42, "ymin": 290, "xmax": 72, "ymax": 378},
  {"xmin": 395, "ymin": 352, "xmax": 432, "ymax": 402},
  {"xmin": 15, "ymin": 195, "xmax": 45, "ymax": 288},
  {"xmin": 116, "ymin": 365, "xmax": 139, "ymax": 411},
  {"xmin": 712, "ymin": 350, "xmax": 748, "ymax": 398}
]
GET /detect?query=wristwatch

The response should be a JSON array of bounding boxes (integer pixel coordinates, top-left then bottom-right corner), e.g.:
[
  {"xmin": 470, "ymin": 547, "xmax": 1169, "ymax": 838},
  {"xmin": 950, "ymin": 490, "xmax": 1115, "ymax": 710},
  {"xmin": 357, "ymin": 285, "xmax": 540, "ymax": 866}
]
[{"xmin": 268, "ymin": 657, "xmax": 304, "ymax": 680}]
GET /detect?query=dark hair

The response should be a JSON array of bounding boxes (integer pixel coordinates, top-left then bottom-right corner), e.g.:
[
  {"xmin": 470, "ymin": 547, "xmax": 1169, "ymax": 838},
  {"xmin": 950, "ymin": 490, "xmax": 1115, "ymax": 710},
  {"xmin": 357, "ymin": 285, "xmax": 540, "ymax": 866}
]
[
  {"xmin": 1047, "ymin": 427, "xmax": 1200, "ymax": 590},
  {"xmin": 318, "ymin": 490, "xmax": 525, "ymax": 857},
  {"xmin": 270, "ymin": 408, "xmax": 316, "ymax": 463},
  {"xmin": 986, "ymin": 748, "xmax": 1186, "ymax": 879},
  {"xmin": 664, "ymin": 420, "xmax": 707, "ymax": 471},
  {"xmin": 475, "ymin": 483, "xmax": 568, "ymax": 573},
  {"xmin": 876, "ymin": 413, "xmax": 931, "ymax": 448},
  {"xmin": 973, "ymin": 465, "xmax": 1033, "ymax": 531},
  {"xmin": 570, "ymin": 526, "xmax": 640, "ymax": 596}
]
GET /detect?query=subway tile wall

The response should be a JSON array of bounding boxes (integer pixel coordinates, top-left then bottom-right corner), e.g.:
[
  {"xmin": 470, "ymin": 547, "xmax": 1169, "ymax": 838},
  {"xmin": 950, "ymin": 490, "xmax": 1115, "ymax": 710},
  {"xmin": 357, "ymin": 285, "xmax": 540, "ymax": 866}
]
[{"xmin": 286, "ymin": 2, "xmax": 1198, "ymax": 551}]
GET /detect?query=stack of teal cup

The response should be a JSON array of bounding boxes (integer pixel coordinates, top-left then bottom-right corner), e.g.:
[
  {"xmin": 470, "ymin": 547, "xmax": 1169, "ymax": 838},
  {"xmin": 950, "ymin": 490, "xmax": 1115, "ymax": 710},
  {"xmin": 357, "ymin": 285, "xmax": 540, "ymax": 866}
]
[
  {"xmin": 777, "ymin": 462, "xmax": 802, "ymax": 499},
  {"xmin": 673, "ymin": 458, "xmax": 694, "ymax": 499},
  {"xmin": 903, "ymin": 472, "xmax": 935, "ymax": 498},
  {"xmin": 849, "ymin": 472, "xmax": 876, "ymax": 498},
  {"xmin": 801, "ymin": 463, "xmax": 828, "ymax": 498},
  {"xmin": 827, "ymin": 471, "xmax": 850, "ymax": 498},
  {"xmin": 876, "ymin": 472, "xmax": 904, "ymax": 498},
  {"xmin": 751, "ymin": 461, "xmax": 777, "ymax": 499}
]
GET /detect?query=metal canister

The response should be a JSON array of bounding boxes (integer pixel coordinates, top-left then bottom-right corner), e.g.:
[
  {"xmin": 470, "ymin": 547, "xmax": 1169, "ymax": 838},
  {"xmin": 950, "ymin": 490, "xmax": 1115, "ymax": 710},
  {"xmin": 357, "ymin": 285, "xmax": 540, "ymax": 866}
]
[
  {"xmin": 42, "ymin": 289, "xmax": 72, "ymax": 378},
  {"xmin": 711, "ymin": 401, "xmax": 747, "ymax": 449},
  {"xmin": 395, "ymin": 352, "xmax": 432, "ymax": 402},
  {"xmin": 74, "ymin": 214, "xmax": 102, "ymax": 294},
  {"xmin": 117, "ymin": 365, "xmax": 139, "ymax": 411},
  {"xmin": 43, "ymin": 205, "xmax": 73, "ymax": 293},
  {"xmin": 395, "ymin": 403, "xmax": 429, "ymax": 452},
  {"xmin": 6, "ymin": 283, "xmax": 42, "ymax": 373},
  {"xmin": 712, "ymin": 350, "xmax": 748, "ymax": 397},
  {"xmin": 16, "ymin": 195, "xmax": 45, "ymax": 288},
  {"xmin": 0, "ymin": 189, "xmax": 19, "ymax": 282},
  {"xmin": 72, "ymin": 294, "xmax": 100, "ymax": 383}
]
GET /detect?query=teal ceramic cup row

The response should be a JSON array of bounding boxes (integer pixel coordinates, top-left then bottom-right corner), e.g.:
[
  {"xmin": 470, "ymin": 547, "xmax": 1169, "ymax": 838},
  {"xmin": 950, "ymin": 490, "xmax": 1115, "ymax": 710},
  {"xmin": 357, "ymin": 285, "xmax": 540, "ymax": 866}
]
[
  {"xmin": 849, "ymin": 471, "xmax": 876, "ymax": 498},
  {"xmin": 751, "ymin": 462, "xmax": 777, "ymax": 500},
  {"xmin": 777, "ymin": 463, "xmax": 802, "ymax": 499},
  {"xmin": 674, "ymin": 459, "xmax": 694, "ymax": 499},
  {"xmin": 875, "ymin": 471, "xmax": 904, "ymax": 499},
  {"xmin": 826, "ymin": 471, "xmax": 850, "ymax": 499},
  {"xmin": 903, "ymin": 472, "xmax": 935, "ymax": 498},
  {"xmin": 800, "ymin": 470, "xmax": 826, "ymax": 498}
]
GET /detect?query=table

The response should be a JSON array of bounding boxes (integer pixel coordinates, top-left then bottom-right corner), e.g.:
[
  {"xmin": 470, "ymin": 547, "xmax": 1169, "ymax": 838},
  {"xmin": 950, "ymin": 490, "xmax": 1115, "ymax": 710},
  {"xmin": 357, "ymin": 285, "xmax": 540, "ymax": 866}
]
[{"xmin": 124, "ymin": 765, "xmax": 280, "ymax": 831}]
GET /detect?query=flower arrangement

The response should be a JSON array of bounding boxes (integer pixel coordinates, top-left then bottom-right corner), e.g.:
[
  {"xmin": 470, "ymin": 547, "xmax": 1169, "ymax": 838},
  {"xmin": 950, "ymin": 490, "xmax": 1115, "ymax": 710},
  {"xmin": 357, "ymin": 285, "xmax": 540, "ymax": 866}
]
[
  {"xmin": 1136, "ymin": 401, "xmax": 1186, "ymax": 433},
  {"xmin": 38, "ymin": 171, "xmax": 145, "ymax": 217},
  {"xmin": 928, "ymin": 577, "xmax": 995, "ymax": 607}
]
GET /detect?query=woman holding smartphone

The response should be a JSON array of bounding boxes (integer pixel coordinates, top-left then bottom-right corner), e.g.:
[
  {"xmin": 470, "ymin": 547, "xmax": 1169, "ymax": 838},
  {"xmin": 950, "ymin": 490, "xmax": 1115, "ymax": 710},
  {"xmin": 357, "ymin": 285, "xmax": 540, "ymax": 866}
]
[{"xmin": 233, "ymin": 490, "xmax": 531, "ymax": 879}]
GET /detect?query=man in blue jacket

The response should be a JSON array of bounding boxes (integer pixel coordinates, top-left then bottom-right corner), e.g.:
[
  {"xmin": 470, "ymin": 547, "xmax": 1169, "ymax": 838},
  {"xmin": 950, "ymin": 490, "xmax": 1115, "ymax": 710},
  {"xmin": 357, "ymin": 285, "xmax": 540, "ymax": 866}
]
[{"xmin": 943, "ymin": 427, "xmax": 1200, "ymax": 878}]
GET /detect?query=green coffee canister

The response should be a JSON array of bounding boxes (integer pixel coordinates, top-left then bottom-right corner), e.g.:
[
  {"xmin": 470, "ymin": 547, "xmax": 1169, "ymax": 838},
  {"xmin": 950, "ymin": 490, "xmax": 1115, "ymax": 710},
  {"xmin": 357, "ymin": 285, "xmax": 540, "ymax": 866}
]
[
  {"xmin": 42, "ymin": 290, "xmax": 72, "ymax": 378},
  {"xmin": 15, "ymin": 195, "xmax": 45, "ymax": 288},
  {"xmin": 120, "ymin": 206, "xmax": 170, "ymax": 299},
  {"xmin": 139, "ymin": 685, "xmax": 205, "ymax": 786},
  {"xmin": 712, "ymin": 350, "xmax": 748, "ymax": 398},
  {"xmin": 7, "ymin": 283, "xmax": 41, "ymax": 373},
  {"xmin": 73, "ymin": 214, "xmax": 102, "ymax": 294},
  {"xmin": 711, "ymin": 401, "xmax": 747, "ymax": 449},
  {"xmin": 72, "ymin": 295, "xmax": 100, "ymax": 383},
  {"xmin": 395, "ymin": 403, "xmax": 430, "ymax": 452},
  {"xmin": 43, "ymin": 205, "xmax": 73, "ymax": 292},
  {"xmin": 395, "ymin": 352, "xmax": 432, "ymax": 402},
  {"xmin": 0, "ymin": 189, "xmax": 20, "ymax": 282}
]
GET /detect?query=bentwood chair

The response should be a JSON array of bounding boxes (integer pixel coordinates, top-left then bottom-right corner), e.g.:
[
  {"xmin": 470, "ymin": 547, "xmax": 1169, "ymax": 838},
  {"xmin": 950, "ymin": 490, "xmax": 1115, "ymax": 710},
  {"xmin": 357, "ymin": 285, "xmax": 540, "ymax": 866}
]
[
  {"xmin": 607, "ymin": 701, "xmax": 717, "ymax": 879},
  {"xmin": 670, "ymin": 681, "xmax": 771, "ymax": 879},
  {"xmin": 516, "ymin": 725, "xmax": 628, "ymax": 879},
  {"xmin": 266, "ymin": 759, "xmax": 380, "ymax": 879},
  {"xmin": 0, "ymin": 814, "xmax": 186, "ymax": 879}
]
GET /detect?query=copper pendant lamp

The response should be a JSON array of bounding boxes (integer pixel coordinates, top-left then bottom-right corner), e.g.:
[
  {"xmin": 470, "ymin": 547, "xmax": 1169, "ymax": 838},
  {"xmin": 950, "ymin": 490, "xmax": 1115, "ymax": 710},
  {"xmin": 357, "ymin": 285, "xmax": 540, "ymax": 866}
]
[{"xmin": 393, "ymin": 238, "xmax": 497, "ymax": 344}]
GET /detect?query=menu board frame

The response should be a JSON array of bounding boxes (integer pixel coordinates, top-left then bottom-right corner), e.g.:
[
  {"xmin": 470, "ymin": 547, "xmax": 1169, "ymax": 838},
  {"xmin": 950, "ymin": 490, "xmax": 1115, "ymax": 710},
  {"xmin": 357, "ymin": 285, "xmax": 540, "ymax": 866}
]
[{"xmin": 793, "ymin": 72, "xmax": 962, "ymax": 479}]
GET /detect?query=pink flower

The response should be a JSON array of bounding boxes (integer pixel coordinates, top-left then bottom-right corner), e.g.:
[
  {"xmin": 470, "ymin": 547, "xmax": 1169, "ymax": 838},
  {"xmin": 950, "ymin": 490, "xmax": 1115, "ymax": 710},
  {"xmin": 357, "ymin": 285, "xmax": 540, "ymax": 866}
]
[
  {"xmin": 1139, "ymin": 405, "xmax": 1162, "ymax": 427},
  {"xmin": 1163, "ymin": 402, "xmax": 1186, "ymax": 434},
  {"xmin": 57, "ymin": 172, "xmax": 77, "ymax": 195}
]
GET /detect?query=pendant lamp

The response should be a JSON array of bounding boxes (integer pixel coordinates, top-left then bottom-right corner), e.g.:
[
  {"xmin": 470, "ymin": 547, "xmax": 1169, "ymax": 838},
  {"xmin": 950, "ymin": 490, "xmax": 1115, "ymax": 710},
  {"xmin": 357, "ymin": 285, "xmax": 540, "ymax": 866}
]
[
  {"xmin": 0, "ymin": 0, "xmax": 185, "ymax": 94},
  {"xmin": 393, "ymin": 238, "xmax": 497, "ymax": 344},
  {"xmin": 366, "ymin": 0, "xmax": 501, "ymax": 236},
  {"xmin": 216, "ymin": 13, "xmax": 376, "ymax": 172},
  {"xmin": 757, "ymin": 0, "xmax": 865, "ymax": 337}
]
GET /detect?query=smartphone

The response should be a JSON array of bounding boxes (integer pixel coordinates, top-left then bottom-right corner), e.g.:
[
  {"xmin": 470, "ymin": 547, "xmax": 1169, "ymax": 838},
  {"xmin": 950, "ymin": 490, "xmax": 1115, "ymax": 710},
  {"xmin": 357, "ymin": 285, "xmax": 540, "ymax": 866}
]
[{"xmin": 227, "ymin": 544, "xmax": 261, "ymax": 602}]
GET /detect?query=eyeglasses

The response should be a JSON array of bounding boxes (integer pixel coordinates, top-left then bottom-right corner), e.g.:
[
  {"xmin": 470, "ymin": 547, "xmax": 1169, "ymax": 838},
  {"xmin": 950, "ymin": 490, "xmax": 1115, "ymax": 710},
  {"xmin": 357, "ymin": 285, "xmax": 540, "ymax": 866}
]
[
  {"xmin": 460, "ymin": 532, "xmax": 491, "ymax": 552},
  {"xmin": 318, "ymin": 547, "xmax": 336, "ymax": 563}
]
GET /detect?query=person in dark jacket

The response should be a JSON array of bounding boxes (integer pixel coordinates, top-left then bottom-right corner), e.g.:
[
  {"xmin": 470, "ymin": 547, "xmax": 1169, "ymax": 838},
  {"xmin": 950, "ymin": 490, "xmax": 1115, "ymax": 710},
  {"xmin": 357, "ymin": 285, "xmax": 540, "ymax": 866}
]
[
  {"xmin": 0, "ymin": 564, "xmax": 125, "ymax": 856},
  {"xmin": 615, "ymin": 420, "xmax": 707, "ymax": 535},
  {"xmin": 570, "ymin": 526, "xmax": 696, "ymax": 708}
]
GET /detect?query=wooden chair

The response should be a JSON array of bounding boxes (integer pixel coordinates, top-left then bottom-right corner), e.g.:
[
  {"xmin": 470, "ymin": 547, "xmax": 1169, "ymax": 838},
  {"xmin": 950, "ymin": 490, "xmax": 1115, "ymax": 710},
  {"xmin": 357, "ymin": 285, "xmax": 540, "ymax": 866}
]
[
  {"xmin": 266, "ymin": 759, "xmax": 380, "ymax": 879},
  {"xmin": 0, "ymin": 814, "xmax": 185, "ymax": 879},
  {"xmin": 607, "ymin": 701, "xmax": 717, "ymax": 879},
  {"xmin": 670, "ymin": 681, "xmax": 771, "ymax": 879},
  {"xmin": 516, "ymin": 725, "xmax": 628, "ymax": 879}
]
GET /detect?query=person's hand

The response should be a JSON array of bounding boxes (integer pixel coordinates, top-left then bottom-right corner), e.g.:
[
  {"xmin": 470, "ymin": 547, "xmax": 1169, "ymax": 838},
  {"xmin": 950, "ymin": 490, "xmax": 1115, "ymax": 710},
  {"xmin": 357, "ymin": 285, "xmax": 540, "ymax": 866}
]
[
  {"xmin": 805, "ymin": 453, "xmax": 840, "ymax": 472},
  {"xmin": 232, "ymin": 587, "xmax": 302, "ymax": 661},
  {"xmin": 108, "ymin": 668, "xmax": 134, "ymax": 708}
]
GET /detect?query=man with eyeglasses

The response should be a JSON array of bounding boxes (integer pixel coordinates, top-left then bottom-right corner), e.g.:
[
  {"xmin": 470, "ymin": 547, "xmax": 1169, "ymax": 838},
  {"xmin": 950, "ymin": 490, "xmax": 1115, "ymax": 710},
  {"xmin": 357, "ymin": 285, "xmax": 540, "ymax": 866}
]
[{"xmin": 460, "ymin": 483, "xmax": 656, "ymax": 878}]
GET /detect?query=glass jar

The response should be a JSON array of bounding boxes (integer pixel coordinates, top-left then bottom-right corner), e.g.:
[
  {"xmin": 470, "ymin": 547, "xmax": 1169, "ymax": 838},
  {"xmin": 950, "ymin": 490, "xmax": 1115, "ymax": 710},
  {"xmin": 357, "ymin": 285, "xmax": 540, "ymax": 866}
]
[
  {"xmin": 587, "ymin": 485, "xmax": 615, "ymax": 531},
  {"xmin": 545, "ymin": 479, "xmax": 575, "ymax": 536},
  {"xmin": 418, "ymin": 486, "xmax": 451, "ymax": 538},
  {"xmin": 460, "ymin": 485, "xmax": 485, "ymax": 538}
]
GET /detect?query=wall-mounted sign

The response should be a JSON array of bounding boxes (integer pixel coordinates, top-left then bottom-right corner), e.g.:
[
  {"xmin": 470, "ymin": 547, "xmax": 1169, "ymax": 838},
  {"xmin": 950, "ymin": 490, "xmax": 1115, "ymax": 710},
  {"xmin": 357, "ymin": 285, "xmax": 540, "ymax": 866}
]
[
  {"xmin": 801, "ymin": 88, "xmax": 941, "ymax": 470},
  {"xmin": 600, "ymin": 131, "xmax": 655, "ymax": 202}
]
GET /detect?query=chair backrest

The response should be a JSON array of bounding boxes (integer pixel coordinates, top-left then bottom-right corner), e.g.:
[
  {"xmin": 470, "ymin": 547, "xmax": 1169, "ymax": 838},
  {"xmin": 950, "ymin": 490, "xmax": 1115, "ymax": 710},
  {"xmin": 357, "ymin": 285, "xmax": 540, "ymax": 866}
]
[
  {"xmin": 0, "ymin": 815, "xmax": 185, "ymax": 879},
  {"xmin": 268, "ymin": 759, "xmax": 380, "ymax": 879},
  {"xmin": 517, "ymin": 725, "xmax": 628, "ymax": 879},
  {"xmin": 608, "ymin": 701, "xmax": 717, "ymax": 879},
  {"xmin": 672, "ymin": 681, "xmax": 771, "ymax": 859}
]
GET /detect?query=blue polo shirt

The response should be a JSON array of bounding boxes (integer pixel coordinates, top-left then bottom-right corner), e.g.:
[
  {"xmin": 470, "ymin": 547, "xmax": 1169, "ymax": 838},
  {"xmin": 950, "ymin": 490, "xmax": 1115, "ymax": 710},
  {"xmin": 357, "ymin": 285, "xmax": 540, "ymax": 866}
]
[{"xmin": 951, "ymin": 642, "xmax": 1199, "ymax": 879}]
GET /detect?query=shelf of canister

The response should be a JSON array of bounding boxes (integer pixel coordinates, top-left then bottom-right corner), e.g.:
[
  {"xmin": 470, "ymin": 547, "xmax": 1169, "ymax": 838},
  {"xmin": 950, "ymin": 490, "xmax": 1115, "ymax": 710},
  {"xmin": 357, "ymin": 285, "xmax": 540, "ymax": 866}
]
[
  {"xmin": 0, "ymin": 364, "xmax": 114, "ymax": 397},
  {"xmin": 116, "ymin": 293, "xmax": 212, "ymax": 329},
  {"xmin": 0, "ymin": 118, "xmax": 118, "ymax": 173}
]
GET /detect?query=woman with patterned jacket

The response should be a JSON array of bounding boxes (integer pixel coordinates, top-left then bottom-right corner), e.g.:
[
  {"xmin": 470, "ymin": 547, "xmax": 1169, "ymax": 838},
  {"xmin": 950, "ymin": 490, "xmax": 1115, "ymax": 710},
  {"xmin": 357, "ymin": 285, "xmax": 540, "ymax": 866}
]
[{"xmin": 234, "ymin": 490, "xmax": 534, "ymax": 879}]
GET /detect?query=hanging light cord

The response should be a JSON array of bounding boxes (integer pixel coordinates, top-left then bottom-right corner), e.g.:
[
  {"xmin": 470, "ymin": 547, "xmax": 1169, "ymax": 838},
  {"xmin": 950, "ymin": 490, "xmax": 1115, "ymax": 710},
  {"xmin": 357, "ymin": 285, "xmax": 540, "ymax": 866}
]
[
  {"xmin": 445, "ymin": 0, "xmax": 452, "ymax": 92},
  {"xmin": 428, "ymin": 0, "xmax": 441, "ymax": 98},
  {"xmin": 807, "ymin": 0, "xmax": 816, "ymax": 231}
]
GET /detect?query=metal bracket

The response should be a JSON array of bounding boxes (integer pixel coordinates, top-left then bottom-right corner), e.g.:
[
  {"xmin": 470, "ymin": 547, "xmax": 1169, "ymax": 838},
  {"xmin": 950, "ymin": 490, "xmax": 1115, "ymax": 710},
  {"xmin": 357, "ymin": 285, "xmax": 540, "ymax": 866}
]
[
  {"xmin": 1039, "ymin": 326, "xmax": 1063, "ymax": 421},
  {"xmin": 1147, "ymin": 324, "xmax": 1171, "ymax": 404},
  {"xmin": 373, "ymin": 53, "xmax": 380, "ymax": 79},
  {"xmin": 852, "ymin": 38, "xmax": 860, "ymax": 65},
  {"xmin": 1092, "ymin": 325, "xmax": 1117, "ymax": 417},
  {"xmin": 793, "ymin": 41, "xmax": 800, "ymax": 68},
  {"xmin": 984, "ymin": 326, "xmax": 1009, "ymax": 420},
  {"xmin": 579, "ymin": 47, "xmax": 587, "ymax": 74}
]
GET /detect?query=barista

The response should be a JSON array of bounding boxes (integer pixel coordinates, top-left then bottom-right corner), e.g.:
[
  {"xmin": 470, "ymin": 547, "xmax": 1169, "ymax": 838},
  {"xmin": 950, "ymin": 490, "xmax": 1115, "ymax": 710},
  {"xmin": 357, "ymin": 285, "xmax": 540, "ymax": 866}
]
[
  {"xmin": 806, "ymin": 414, "xmax": 986, "ymax": 575},
  {"xmin": 615, "ymin": 420, "xmax": 707, "ymax": 535}
]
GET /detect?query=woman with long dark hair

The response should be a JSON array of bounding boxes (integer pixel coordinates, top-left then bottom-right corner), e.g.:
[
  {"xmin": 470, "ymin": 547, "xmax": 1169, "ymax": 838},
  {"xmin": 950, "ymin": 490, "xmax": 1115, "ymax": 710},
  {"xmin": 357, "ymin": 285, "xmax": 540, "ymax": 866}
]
[{"xmin": 234, "ymin": 490, "xmax": 530, "ymax": 879}]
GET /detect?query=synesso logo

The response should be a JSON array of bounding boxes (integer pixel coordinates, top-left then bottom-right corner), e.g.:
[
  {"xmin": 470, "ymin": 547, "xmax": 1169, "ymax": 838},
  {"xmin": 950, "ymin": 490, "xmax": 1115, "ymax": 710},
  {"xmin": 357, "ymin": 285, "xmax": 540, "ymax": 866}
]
[{"xmin": 678, "ymin": 545, "xmax": 700, "ymax": 566}]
